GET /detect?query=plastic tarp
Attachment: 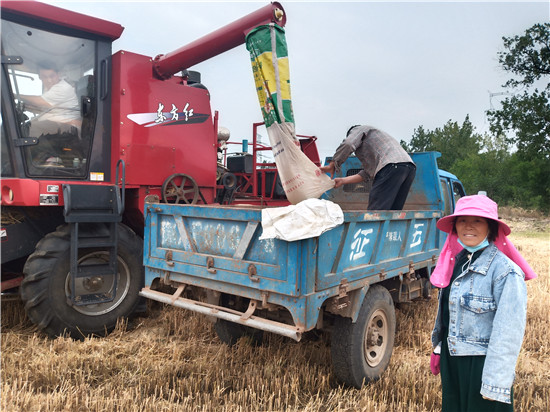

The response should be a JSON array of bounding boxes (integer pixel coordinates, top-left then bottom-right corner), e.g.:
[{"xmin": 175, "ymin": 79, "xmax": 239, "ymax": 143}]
[
  {"xmin": 246, "ymin": 24, "xmax": 334, "ymax": 205},
  {"xmin": 260, "ymin": 198, "xmax": 344, "ymax": 241}
]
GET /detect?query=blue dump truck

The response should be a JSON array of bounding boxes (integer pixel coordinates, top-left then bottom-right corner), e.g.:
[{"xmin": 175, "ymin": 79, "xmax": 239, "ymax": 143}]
[{"xmin": 140, "ymin": 151, "xmax": 465, "ymax": 387}]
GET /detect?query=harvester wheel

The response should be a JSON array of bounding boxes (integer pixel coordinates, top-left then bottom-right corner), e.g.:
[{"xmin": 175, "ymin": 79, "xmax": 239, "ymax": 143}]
[
  {"xmin": 330, "ymin": 285, "xmax": 396, "ymax": 388},
  {"xmin": 161, "ymin": 173, "xmax": 199, "ymax": 204},
  {"xmin": 20, "ymin": 223, "xmax": 143, "ymax": 339}
]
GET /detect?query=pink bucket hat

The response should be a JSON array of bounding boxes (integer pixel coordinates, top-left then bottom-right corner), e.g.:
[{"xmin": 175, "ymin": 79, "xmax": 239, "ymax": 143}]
[
  {"xmin": 436, "ymin": 195, "xmax": 511, "ymax": 236},
  {"xmin": 431, "ymin": 194, "xmax": 537, "ymax": 288}
]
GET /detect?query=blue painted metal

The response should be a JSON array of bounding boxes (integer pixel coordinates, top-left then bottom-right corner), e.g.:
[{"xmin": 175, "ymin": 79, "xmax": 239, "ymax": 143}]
[
  {"xmin": 322, "ymin": 151, "xmax": 446, "ymax": 211},
  {"xmin": 141, "ymin": 151, "xmax": 458, "ymax": 339},
  {"xmin": 438, "ymin": 169, "xmax": 458, "ymax": 180}
]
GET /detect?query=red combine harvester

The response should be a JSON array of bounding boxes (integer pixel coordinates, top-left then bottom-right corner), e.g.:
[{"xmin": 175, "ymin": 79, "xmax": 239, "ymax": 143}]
[{"xmin": 1, "ymin": 1, "xmax": 323, "ymax": 337}]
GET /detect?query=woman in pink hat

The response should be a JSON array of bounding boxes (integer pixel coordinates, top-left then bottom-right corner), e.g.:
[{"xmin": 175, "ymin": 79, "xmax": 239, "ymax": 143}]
[{"xmin": 429, "ymin": 194, "xmax": 536, "ymax": 411}]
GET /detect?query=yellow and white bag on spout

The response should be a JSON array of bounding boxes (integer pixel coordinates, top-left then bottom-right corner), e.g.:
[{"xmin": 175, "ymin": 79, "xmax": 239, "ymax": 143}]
[{"xmin": 246, "ymin": 24, "xmax": 334, "ymax": 205}]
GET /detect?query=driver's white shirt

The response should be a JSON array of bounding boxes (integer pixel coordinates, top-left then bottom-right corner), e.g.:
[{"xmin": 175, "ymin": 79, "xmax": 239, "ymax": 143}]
[{"xmin": 40, "ymin": 79, "xmax": 79, "ymax": 123}]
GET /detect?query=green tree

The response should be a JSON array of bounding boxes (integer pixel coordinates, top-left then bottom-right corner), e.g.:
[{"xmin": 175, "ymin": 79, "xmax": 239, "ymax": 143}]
[
  {"xmin": 449, "ymin": 132, "xmax": 507, "ymax": 196},
  {"xmin": 489, "ymin": 91, "xmax": 550, "ymax": 159},
  {"xmin": 400, "ymin": 125, "xmax": 435, "ymax": 153},
  {"xmin": 400, "ymin": 117, "xmax": 550, "ymax": 211},
  {"xmin": 401, "ymin": 116, "xmax": 482, "ymax": 171},
  {"xmin": 429, "ymin": 116, "xmax": 482, "ymax": 171},
  {"xmin": 487, "ymin": 22, "xmax": 550, "ymax": 160}
]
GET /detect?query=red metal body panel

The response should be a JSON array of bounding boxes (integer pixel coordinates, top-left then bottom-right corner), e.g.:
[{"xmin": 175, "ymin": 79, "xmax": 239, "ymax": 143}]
[
  {"xmin": 298, "ymin": 135, "xmax": 322, "ymax": 166},
  {"xmin": 1, "ymin": 0, "xmax": 124, "ymax": 40},
  {"xmin": 1, "ymin": 178, "xmax": 40, "ymax": 206},
  {"xmin": 112, "ymin": 51, "xmax": 218, "ymax": 203},
  {"xmin": 1, "ymin": 276, "xmax": 23, "ymax": 292},
  {"xmin": 0, "ymin": 178, "xmax": 120, "ymax": 207},
  {"xmin": 153, "ymin": 2, "xmax": 286, "ymax": 78}
]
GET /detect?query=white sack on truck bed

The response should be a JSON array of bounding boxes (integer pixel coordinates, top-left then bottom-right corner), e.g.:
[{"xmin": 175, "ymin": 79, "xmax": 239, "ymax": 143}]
[
  {"xmin": 246, "ymin": 24, "xmax": 334, "ymax": 205},
  {"xmin": 260, "ymin": 198, "xmax": 343, "ymax": 242}
]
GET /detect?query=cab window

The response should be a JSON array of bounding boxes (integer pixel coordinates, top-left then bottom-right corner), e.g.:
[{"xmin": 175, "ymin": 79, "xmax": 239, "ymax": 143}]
[
  {"xmin": 439, "ymin": 178, "xmax": 452, "ymax": 216},
  {"xmin": 1, "ymin": 19, "xmax": 96, "ymax": 177},
  {"xmin": 452, "ymin": 181, "xmax": 465, "ymax": 204}
]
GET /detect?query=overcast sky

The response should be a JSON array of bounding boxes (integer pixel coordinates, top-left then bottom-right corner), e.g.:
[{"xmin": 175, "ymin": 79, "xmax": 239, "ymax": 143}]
[{"xmin": 42, "ymin": 1, "xmax": 548, "ymax": 159}]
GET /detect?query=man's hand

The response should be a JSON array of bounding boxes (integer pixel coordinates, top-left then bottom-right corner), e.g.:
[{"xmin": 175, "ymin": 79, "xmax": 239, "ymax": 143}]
[
  {"xmin": 334, "ymin": 177, "xmax": 345, "ymax": 188},
  {"xmin": 319, "ymin": 161, "xmax": 336, "ymax": 179}
]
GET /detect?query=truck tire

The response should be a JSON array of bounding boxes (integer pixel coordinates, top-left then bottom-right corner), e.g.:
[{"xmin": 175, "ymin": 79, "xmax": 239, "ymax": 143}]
[
  {"xmin": 213, "ymin": 293, "xmax": 264, "ymax": 346},
  {"xmin": 330, "ymin": 285, "xmax": 396, "ymax": 388},
  {"xmin": 20, "ymin": 223, "xmax": 143, "ymax": 339},
  {"xmin": 214, "ymin": 319, "xmax": 264, "ymax": 346}
]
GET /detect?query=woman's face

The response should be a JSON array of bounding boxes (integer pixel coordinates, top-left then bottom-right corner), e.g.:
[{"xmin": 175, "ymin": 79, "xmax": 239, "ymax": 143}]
[{"xmin": 455, "ymin": 216, "xmax": 490, "ymax": 247}]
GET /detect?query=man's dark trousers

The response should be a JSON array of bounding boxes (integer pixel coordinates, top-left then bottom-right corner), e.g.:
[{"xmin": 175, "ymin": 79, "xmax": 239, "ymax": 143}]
[{"xmin": 367, "ymin": 162, "xmax": 416, "ymax": 210}]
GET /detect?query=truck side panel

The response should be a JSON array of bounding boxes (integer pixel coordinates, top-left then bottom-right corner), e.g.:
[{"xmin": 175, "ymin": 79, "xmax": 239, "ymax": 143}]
[
  {"xmin": 143, "ymin": 204, "xmax": 442, "ymax": 332},
  {"xmin": 145, "ymin": 205, "xmax": 301, "ymax": 296},
  {"xmin": 315, "ymin": 211, "xmax": 441, "ymax": 290}
]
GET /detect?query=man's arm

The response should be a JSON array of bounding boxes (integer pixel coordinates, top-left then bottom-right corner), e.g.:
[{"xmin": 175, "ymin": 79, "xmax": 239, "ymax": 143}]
[
  {"xmin": 332, "ymin": 128, "xmax": 365, "ymax": 172},
  {"xmin": 20, "ymin": 95, "xmax": 52, "ymax": 113},
  {"xmin": 334, "ymin": 173, "xmax": 363, "ymax": 188}
]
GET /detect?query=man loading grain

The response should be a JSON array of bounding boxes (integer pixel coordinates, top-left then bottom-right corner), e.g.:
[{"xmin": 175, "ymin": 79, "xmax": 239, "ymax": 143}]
[{"xmin": 320, "ymin": 125, "xmax": 416, "ymax": 210}]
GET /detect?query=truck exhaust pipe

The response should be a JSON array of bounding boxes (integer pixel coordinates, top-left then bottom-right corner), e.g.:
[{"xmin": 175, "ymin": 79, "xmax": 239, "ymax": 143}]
[{"xmin": 153, "ymin": 2, "xmax": 286, "ymax": 80}]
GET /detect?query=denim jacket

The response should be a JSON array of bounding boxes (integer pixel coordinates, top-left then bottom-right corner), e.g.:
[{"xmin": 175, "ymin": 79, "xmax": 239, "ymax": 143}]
[{"xmin": 431, "ymin": 243, "xmax": 527, "ymax": 404}]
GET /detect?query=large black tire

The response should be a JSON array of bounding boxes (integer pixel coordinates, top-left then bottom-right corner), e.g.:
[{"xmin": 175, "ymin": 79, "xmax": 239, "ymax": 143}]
[
  {"xmin": 331, "ymin": 285, "xmax": 396, "ymax": 388},
  {"xmin": 20, "ymin": 223, "xmax": 143, "ymax": 339}
]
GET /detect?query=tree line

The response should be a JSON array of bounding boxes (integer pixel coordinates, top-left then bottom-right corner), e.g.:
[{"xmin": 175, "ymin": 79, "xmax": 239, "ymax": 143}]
[{"xmin": 401, "ymin": 22, "xmax": 549, "ymax": 213}]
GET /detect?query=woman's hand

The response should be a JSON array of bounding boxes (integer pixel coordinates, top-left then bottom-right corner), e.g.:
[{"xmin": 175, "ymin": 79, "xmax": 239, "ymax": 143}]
[{"xmin": 430, "ymin": 352, "xmax": 441, "ymax": 375}]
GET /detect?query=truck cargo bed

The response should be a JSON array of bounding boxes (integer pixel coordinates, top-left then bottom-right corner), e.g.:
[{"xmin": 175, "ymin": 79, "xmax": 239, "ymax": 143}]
[{"xmin": 142, "ymin": 203, "xmax": 442, "ymax": 337}]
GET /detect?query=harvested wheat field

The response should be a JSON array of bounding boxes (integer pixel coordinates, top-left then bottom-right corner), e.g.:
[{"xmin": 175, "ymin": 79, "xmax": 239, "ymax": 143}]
[{"xmin": 2, "ymin": 211, "xmax": 549, "ymax": 412}]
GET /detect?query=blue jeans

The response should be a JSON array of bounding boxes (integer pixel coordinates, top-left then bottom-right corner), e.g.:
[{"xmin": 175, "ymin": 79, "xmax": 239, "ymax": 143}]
[{"xmin": 367, "ymin": 162, "xmax": 416, "ymax": 210}]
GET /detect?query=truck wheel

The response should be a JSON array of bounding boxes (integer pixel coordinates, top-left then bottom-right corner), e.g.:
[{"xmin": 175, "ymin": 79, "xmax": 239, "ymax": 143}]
[
  {"xmin": 214, "ymin": 319, "xmax": 264, "ymax": 346},
  {"xmin": 330, "ymin": 285, "xmax": 396, "ymax": 388},
  {"xmin": 20, "ymin": 223, "xmax": 143, "ymax": 339},
  {"xmin": 213, "ymin": 293, "xmax": 264, "ymax": 346}
]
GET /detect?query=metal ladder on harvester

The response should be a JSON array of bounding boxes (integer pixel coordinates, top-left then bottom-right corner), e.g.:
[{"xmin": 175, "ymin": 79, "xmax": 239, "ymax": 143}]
[{"xmin": 62, "ymin": 160, "xmax": 125, "ymax": 306}]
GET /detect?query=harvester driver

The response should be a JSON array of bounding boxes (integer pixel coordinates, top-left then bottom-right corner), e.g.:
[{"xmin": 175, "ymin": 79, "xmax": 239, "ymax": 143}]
[{"xmin": 20, "ymin": 61, "xmax": 81, "ymax": 166}]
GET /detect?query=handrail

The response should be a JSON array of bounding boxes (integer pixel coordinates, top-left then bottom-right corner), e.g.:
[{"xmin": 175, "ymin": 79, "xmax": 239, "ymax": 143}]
[{"xmin": 116, "ymin": 159, "xmax": 126, "ymax": 214}]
